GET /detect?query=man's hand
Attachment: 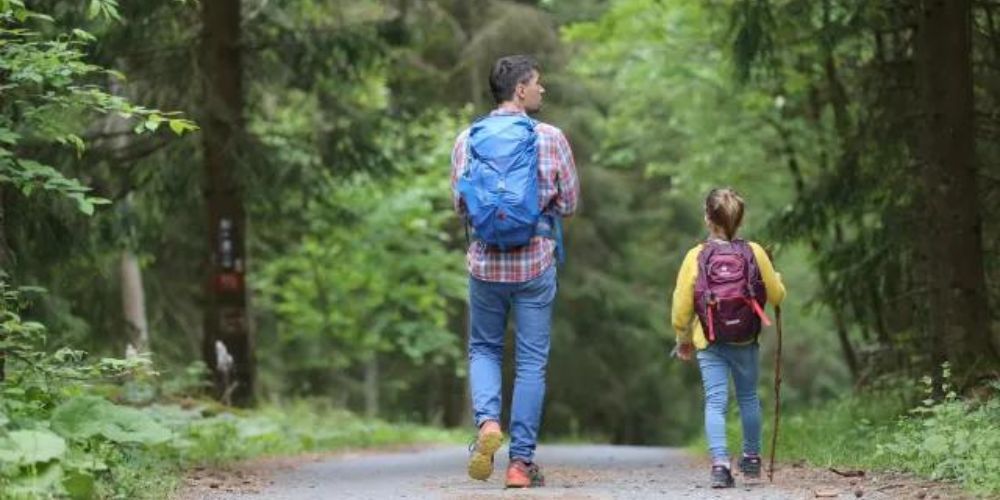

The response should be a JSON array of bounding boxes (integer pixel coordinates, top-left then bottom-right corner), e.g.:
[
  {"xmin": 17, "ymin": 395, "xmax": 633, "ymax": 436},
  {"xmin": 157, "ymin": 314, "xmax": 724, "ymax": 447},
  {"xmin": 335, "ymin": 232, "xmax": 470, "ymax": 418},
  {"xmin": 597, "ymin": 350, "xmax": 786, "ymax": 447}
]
[{"xmin": 675, "ymin": 342, "xmax": 694, "ymax": 361}]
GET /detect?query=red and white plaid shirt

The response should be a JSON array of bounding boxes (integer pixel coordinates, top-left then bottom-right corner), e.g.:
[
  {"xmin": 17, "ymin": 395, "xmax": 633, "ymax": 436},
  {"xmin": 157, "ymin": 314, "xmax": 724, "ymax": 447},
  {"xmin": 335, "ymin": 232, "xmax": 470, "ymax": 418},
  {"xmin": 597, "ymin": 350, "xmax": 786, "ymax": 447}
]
[{"xmin": 451, "ymin": 106, "xmax": 580, "ymax": 283}]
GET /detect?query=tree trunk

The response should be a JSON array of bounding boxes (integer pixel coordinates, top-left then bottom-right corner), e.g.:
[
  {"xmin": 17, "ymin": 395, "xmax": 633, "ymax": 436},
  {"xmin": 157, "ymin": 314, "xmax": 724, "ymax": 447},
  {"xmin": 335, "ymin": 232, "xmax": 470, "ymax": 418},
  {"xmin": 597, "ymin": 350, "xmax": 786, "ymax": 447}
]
[
  {"xmin": 201, "ymin": 0, "xmax": 255, "ymax": 406},
  {"xmin": 121, "ymin": 250, "xmax": 149, "ymax": 352},
  {"xmin": 914, "ymin": 0, "xmax": 998, "ymax": 386}
]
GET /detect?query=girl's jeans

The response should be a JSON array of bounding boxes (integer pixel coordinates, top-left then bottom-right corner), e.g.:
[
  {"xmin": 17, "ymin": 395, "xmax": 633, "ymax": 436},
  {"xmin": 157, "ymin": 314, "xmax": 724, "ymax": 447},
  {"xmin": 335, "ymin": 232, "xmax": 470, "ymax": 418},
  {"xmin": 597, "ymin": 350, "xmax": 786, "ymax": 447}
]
[
  {"xmin": 468, "ymin": 265, "xmax": 557, "ymax": 462},
  {"xmin": 696, "ymin": 342, "xmax": 762, "ymax": 462}
]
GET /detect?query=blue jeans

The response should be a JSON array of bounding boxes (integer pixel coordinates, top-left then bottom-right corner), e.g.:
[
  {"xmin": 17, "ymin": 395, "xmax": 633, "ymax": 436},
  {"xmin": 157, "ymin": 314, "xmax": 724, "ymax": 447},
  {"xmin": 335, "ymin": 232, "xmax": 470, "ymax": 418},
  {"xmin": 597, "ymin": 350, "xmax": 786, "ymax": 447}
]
[
  {"xmin": 696, "ymin": 343, "xmax": 762, "ymax": 462},
  {"xmin": 468, "ymin": 265, "xmax": 557, "ymax": 462}
]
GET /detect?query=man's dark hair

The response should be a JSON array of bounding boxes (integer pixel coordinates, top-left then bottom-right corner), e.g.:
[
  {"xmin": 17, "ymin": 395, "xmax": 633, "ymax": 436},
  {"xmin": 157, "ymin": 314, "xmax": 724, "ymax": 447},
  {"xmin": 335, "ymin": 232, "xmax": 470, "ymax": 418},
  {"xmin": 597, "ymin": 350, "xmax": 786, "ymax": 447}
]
[{"xmin": 489, "ymin": 55, "xmax": 540, "ymax": 104}]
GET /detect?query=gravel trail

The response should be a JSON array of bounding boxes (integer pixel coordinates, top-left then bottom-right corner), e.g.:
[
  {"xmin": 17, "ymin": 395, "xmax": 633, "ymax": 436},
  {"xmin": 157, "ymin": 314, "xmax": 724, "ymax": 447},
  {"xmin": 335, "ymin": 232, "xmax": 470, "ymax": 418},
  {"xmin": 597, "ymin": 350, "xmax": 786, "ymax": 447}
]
[{"xmin": 180, "ymin": 444, "xmax": 971, "ymax": 500}]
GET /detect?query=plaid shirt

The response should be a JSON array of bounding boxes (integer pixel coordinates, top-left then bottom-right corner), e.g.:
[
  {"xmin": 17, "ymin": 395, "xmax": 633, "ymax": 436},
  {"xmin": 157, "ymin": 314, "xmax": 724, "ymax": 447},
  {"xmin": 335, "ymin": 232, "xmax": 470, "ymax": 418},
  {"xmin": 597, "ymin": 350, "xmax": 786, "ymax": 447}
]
[{"xmin": 451, "ymin": 107, "xmax": 580, "ymax": 283}]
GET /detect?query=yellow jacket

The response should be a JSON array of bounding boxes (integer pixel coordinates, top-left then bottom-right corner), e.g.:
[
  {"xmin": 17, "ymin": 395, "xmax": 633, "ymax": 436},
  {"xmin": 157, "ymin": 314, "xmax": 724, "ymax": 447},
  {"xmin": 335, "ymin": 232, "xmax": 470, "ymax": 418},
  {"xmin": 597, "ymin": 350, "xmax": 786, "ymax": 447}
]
[{"xmin": 671, "ymin": 240, "xmax": 786, "ymax": 349}]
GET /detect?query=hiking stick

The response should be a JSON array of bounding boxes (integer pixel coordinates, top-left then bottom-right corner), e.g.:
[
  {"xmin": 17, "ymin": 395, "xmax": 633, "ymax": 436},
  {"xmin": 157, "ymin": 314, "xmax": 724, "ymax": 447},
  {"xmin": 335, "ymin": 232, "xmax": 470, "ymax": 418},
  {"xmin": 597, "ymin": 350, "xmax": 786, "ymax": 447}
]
[{"xmin": 768, "ymin": 305, "xmax": 783, "ymax": 483}]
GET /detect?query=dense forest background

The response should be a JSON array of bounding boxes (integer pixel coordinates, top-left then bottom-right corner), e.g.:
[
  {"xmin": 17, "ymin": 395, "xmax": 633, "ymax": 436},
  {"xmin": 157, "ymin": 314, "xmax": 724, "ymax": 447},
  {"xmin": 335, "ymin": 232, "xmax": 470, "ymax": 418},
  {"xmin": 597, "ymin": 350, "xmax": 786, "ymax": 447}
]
[{"xmin": 3, "ymin": 0, "xmax": 997, "ymax": 455}]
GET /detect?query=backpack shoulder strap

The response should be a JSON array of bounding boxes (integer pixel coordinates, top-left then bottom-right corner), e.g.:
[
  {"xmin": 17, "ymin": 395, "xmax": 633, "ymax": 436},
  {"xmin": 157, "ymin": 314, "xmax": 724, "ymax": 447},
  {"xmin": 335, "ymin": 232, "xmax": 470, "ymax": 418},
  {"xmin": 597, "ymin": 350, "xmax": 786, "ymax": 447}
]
[
  {"xmin": 696, "ymin": 240, "xmax": 717, "ymax": 290},
  {"xmin": 735, "ymin": 239, "xmax": 772, "ymax": 326},
  {"xmin": 734, "ymin": 239, "xmax": 761, "ymax": 280},
  {"xmin": 467, "ymin": 115, "xmax": 490, "ymax": 163}
]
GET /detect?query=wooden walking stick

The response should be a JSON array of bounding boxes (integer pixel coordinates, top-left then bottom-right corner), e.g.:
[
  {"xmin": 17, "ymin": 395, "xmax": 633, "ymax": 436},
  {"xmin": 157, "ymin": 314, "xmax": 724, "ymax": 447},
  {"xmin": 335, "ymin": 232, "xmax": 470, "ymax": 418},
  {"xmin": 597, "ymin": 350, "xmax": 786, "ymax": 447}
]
[{"xmin": 768, "ymin": 305, "xmax": 783, "ymax": 483}]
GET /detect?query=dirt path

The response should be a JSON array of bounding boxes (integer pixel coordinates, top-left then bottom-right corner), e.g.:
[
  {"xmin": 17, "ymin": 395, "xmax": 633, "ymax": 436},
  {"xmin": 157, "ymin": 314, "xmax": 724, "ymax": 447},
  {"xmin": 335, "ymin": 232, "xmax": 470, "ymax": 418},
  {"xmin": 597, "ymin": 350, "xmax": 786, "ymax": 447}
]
[{"xmin": 177, "ymin": 444, "xmax": 972, "ymax": 499}]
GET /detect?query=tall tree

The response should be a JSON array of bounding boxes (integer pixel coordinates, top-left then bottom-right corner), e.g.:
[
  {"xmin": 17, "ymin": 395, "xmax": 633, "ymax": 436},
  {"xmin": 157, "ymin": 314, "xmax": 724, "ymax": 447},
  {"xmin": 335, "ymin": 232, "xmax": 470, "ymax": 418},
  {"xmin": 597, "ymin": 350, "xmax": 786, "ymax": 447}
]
[
  {"xmin": 201, "ymin": 0, "xmax": 254, "ymax": 405},
  {"xmin": 914, "ymin": 0, "xmax": 998, "ymax": 385}
]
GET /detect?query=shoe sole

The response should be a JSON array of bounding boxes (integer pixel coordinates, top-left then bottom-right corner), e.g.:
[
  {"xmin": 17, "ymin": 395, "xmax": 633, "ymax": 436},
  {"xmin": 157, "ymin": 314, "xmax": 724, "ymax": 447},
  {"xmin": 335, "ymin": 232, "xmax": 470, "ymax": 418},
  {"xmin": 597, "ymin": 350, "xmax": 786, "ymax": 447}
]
[
  {"xmin": 505, "ymin": 479, "xmax": 544, "ymax": 489},
  {"xmin": 467, "ymin": 431, "xmax": 503, "ymax": 480}
]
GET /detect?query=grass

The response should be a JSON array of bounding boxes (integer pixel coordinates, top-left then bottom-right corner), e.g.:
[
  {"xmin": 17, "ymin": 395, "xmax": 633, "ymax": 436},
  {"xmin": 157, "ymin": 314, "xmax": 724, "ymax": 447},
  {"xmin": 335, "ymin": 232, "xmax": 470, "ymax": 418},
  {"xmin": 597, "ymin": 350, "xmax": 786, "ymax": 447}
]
[{"xmin": 82, "ymin": 399, "xmax": 466, "ymax": 499}]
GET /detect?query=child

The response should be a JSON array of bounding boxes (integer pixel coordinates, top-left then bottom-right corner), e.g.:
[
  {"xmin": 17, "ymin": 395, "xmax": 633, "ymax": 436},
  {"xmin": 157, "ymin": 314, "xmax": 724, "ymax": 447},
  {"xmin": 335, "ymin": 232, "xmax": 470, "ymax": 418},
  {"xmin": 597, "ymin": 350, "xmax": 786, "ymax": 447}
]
[{"xmin": 671, "ymin": 187, "xmax": 786, "ymax": 488}]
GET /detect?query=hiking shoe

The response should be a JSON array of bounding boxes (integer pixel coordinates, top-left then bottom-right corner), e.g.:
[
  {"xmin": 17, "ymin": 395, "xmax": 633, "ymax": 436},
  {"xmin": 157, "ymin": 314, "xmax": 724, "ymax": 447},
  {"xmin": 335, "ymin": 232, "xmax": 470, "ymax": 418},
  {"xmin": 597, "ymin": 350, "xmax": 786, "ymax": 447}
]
[
  {"xmin": 467, "ymin": 420, "xmax": 503, "ymax": 481},
  {"xmin": 710, "ymin": 465, "xmax": 735, "ymax": 488},
  {"xmin": 739, "ymin": 455, "xmax": 762, "ymax": 479},
  {"xmin": 505, "ymin": 459, "xmax": 544, "ymax": 488}
]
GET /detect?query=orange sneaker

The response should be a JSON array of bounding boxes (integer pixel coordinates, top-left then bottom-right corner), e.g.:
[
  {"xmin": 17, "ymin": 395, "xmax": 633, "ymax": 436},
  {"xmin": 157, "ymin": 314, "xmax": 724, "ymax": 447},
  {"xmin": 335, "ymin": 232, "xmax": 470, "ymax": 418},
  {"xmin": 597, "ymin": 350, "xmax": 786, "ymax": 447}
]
[
  {"xmin": 505, "ymin": 459, "xmax": 544, "ymax": 488},
  {"xmin": 467, "ymin": 420, "xmax": 503, "ymax": 480}
]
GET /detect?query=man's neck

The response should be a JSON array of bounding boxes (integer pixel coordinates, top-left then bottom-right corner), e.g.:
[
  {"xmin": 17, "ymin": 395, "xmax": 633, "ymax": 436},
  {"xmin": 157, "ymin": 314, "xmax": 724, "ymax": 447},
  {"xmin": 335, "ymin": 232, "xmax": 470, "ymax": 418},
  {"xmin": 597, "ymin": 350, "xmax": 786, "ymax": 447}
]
[{"xmin": 496, "ymin": 102, "xmax": 526, "ymax": 114}]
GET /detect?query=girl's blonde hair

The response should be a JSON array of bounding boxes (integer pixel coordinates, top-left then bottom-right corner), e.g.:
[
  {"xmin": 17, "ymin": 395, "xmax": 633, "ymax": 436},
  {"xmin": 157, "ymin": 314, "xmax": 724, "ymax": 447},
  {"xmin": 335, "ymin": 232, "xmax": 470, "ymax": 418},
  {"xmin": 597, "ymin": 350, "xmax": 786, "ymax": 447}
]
[{"xmin": 705, "ymin": 188, "xmax": 745, "ymax": 240}]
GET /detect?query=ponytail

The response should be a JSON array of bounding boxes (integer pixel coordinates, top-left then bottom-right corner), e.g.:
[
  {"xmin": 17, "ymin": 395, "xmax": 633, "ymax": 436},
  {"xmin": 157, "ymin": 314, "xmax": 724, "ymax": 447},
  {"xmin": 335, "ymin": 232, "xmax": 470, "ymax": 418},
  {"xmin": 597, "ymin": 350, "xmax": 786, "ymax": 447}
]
[{"xmin": 705, "ymin": 188, "xmax": 745, "ymax": 240}]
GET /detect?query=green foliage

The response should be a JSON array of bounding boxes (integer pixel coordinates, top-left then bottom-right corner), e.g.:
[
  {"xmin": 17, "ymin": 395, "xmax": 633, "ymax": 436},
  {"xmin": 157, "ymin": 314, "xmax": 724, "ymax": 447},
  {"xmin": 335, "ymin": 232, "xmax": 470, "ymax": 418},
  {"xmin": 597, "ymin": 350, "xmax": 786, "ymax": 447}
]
[
  {"xmin": 548, "ymin": 0, "xmax": 850, "ymax": 445},
  {"xmin": 763, "ymin": 390, "xmax": 908, "ymax": 468},
  {"xmin": 253, "ymin": 110, "xmax": 468, "ymax": 395},
  {"xmin": 51, "ymin": 396, "xmax": 171, "ymax": 445},
  {"xmin": 730, "ymin": 367, "xmax": 1000, "ymax": 496},
  {"xmin": 1, "ymin": 280, "xmax": 459, "ymax": 498},
  {"xmin": 0, "ymin": 0, "xmax": 195, "ymax": 214},
  {"xmin": 165, "ymin": 400, "xmax": 463, "ymax": 466},
  {"xmin": 1, "ymin": 3, "xmax": 993, "ymax": 498},
  {"xmin": 563, "ymin": 0, "xmax": 796, "ymax": 208},
  {"xmin": 721, "ymin": 0, "xmax": 1000, "ymax": 382},
  {"xmin": 876, "ymin": 369, "xmax": 1000, "ymax": 495},
  {"xmin": 0, "ymin": 430, "xmax": 67, "ymax": 466},
  {"xmin": 159, "ymin": 362, "xmax": 211, "ymax": 400},
  {"xmin": 0, "ymin": 280, "xmax": 162, "ymax": 497}
]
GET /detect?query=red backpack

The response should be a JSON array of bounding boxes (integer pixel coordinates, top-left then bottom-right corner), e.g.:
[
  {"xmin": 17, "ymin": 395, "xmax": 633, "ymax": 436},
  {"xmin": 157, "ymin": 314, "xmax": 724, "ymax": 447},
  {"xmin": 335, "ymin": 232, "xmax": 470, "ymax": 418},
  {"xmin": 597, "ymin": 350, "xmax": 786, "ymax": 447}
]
[{"xmin": 694, "ymin": 239, "xmax": 771, "ymax": 343}]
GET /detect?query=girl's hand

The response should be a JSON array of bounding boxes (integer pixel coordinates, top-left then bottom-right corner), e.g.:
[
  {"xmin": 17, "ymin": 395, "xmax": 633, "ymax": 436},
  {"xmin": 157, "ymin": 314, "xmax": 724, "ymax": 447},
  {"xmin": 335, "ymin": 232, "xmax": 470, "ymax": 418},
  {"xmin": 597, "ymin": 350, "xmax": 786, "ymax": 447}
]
[{"xmin": 676, "ymin": 342, "xmax": 694, "ymax": 361}]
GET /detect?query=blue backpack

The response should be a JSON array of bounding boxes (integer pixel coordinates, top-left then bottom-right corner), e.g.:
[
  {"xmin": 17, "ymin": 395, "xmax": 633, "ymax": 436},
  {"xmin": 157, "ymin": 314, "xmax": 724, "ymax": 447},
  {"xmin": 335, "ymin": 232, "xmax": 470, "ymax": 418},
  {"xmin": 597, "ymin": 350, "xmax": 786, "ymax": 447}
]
[{"xmin": 456, "ymin": 114, "xmax": 562, "ymax": 257}]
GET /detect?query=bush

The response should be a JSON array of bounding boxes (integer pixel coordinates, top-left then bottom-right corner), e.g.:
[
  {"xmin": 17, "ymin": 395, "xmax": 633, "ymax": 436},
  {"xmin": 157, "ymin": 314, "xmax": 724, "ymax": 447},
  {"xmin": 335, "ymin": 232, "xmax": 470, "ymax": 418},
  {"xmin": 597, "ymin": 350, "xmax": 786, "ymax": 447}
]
[
  {"xmin": 874, "ymin": 368, "xmax": 1000, "ymax": 496},
  {"xmin": 0, "ymin": 283, "xmax": 462, "ymax": 499}
]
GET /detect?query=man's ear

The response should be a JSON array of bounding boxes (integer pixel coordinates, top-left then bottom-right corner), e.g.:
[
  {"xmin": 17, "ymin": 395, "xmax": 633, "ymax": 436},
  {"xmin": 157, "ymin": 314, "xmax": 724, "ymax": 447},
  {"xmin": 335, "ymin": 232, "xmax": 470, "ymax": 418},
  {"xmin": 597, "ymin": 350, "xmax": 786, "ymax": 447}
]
[{"xmin": 515, "ymin": 83, "xmax": 526, "ymax": 101}]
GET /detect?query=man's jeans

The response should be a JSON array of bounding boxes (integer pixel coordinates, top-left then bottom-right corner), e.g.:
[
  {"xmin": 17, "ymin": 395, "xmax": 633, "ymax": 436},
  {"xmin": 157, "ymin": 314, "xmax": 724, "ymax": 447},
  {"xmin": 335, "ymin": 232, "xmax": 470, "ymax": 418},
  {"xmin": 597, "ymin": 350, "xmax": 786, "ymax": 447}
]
[
  {"xmin": 468, "ymin": 265, "xmax": 557, "ymax": 462},
  {"xmin": 696, "ymin": 342, "xmax": 762, "ymax": 462}
]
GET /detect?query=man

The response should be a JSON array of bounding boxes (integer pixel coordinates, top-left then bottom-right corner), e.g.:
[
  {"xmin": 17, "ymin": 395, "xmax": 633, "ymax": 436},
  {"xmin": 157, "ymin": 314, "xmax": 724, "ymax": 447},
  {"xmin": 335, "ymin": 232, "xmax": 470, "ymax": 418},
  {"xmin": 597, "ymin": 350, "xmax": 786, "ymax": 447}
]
[{"xmin": 450, "ymin": 55, "xmax": 579, "ymax": 488}]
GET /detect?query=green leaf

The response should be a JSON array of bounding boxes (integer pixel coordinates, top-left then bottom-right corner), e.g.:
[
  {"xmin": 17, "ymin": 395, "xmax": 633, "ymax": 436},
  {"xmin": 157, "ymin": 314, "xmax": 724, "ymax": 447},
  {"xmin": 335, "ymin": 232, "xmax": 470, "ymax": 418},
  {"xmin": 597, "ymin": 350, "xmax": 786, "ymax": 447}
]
[
  {"xmin": 70, "ymin": 28, "xmax": 96, "ymax": 42},
  {"xmin": 51, "ymin": 396, "xmax": 171, "ymax": 445},
  {"xmin": 62, "ymin": 447, "xmax": 107, "ymax": 472},
  {"xmin": 168, "ymin": 118, "xmax": 197, "ymax": 135},
  {"xmin": 5, "ymin": 462, "xmax": 64, "ymax": 496},
  {"xmin": 0, "ymin": 127, "xmax": 20, "ymax": 144},
  {"xmin": 0, "ymin": 429, "xmax": 67, "ymax": 464},
  {"xmin": 51, "ymin": 397, "xmax": 106, "ymax": 439},
  {"xmin": 922, "ymin": 434, "xmax": 950, "ymax": 455},
  {"xmin": 76, "ymin": 198, "xmax": 94, "ymax": 215},
  {"xmin": 23, "ymin": 10, "xmax": 53, "ymax": 22},
  {"xmin": 63, "ymin": 470, "xmax": 95, "ymax": 499},
  {"xmin": 143, "ymin": 117, "xmax": 161, "ymax": 132}
]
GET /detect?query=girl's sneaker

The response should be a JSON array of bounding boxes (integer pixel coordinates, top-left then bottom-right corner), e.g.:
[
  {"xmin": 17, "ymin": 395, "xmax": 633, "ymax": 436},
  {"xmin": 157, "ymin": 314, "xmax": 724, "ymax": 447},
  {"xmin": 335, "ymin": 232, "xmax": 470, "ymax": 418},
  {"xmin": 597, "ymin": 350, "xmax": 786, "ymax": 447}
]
[
  {"xmin": 710, "ymin": 465, "xmax": 735, "ymax": 488},
  {"xmin": 739, "ymin": 455, "xmax": 762, "ymax": 478}
]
